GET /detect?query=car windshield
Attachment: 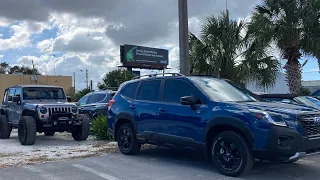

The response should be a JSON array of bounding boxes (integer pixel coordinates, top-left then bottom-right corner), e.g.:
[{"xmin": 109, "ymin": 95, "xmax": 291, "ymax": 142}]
[
  {"xmin": 189, "ymin": 77, "xmax": 256, "ymax": 102},
  {"xmin": 23, "ymin": 87, "xmax": 66, "ymax": 100},
  {"xmin": 295, "ymin": 96, "xmax": 320, "ymax": 109}
]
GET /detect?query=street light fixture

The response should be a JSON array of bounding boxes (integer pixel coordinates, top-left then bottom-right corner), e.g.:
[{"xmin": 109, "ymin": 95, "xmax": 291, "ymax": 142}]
[{"xmin": 73, "ymin": 70, "xmax": 83, "ymax": 93}]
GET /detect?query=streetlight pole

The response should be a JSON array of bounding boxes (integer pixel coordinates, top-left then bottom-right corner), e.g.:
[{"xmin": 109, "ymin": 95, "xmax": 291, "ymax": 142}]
[
  {"xmin": 178, "ymin": 0, "xmax": 190, "ymax": 76},
  {"xmin": 73, "ymin": 70, "xmax": 83, "ymax": 94}
]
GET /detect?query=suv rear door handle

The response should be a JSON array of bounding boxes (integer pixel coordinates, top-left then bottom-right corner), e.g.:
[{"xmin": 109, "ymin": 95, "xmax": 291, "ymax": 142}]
[
  {"xmin": 159, "ymin": 108, "xmax": 167, "ymax": 112},
  {"xmin": 129, "ymin": 105, "xmax": 136, "ymax": 109}
]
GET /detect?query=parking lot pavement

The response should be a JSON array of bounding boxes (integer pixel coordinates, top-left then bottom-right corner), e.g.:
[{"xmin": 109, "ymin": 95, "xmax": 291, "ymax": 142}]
[
  {"xmin": 0, "ymin": 147, "xmax": 319, "ymax": 180},
  {"xmin": 0, "ymin": 130, "xmax": 115, "ymax": 168}
]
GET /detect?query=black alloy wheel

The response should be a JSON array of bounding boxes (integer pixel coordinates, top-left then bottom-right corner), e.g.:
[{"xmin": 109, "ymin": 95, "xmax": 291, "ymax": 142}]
[
  {"xmin": 116, "ymin": 123, "xmax": 141, "ymax": 155},
  {"xmin": 214, "ymin": 139, "xmax": 241, "ymax": 171}
]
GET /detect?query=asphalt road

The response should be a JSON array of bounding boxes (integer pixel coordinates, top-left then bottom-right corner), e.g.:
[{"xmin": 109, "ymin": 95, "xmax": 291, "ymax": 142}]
[{"xmin": 0, "ymin": 147, "xmax": 319, "ymax": 180}]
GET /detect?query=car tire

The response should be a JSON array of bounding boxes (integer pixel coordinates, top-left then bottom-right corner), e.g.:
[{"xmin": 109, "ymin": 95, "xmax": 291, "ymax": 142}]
[
  {"xmin": 44, "ymin": 132, "xmax": 55, "ymax": 136},
  {"xmin": 0, "ymin": 115, "xmax": 11, "ymax": 139},
  {"xmin": 116, "ymin": 123, "xmax": 141, "ymax": 155},
  {"xmin": 18, "ymin": 116, "xmax": 37, "ymax": 145},
  {"xmin": 72, "ymin": 114, "xmax": 90, "ymax": 141},
  {"xmin": 211, "ymin": 131, "xmax": 254, "ymax": 177}
]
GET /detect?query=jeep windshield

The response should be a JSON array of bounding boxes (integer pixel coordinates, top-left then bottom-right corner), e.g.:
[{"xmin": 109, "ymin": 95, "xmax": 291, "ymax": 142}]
[
  {"xmin": 23, "ymin": 87, "xmax": 66, "ymax": 100},
  {"xmin": 189, "ymin": 77, "xmax": 256, "ymax": 102}
]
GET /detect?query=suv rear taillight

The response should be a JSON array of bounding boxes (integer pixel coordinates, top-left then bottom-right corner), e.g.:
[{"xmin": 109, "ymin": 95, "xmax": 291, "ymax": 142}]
[{"xmin": 108, "ymin": 100, "xmax": 115, "ymax": 110}]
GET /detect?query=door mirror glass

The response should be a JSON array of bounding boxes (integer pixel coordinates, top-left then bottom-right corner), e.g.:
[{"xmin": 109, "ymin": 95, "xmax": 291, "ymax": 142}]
[{"xmin": 180, "ymin": 96, "xmax": 197, "ymax": 106}]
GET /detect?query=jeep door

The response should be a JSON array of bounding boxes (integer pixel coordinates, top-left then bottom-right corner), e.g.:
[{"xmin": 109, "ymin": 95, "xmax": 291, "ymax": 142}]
[
  {"xmin": 6, "ymin": 88, "xmax": 16, "ymax": 123},
  {"xmin": 130, "ymin": 80, "xmax": 163, "ymax": 137},
  {"xmin": 11, "ymin": 88, "xmax": 22, "ymax": 123},
  {"xmin": 1, "ymin": 89, "xmax": 9, "ymax": 118},
  {"xmin": 158, "ymin": 79, "xmax": 208, "ymax": 146}
]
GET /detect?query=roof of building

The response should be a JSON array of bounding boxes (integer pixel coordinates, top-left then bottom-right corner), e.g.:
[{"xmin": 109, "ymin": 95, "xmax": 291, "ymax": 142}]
[{"xmin": 9, "ymin": 85, "xmax": 63, "ymax": 88}]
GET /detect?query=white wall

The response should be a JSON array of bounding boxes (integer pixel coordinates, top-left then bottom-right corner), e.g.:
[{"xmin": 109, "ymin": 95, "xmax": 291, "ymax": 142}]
[{"xmin": 246, "ymin": 73, "xmax": 289, "ymax": 94}]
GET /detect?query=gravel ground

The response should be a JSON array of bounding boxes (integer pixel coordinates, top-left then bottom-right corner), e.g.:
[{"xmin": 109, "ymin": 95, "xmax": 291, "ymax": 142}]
[{"xmin": 0, "ymin": 130, "xmax": 117, "ymax": 168}]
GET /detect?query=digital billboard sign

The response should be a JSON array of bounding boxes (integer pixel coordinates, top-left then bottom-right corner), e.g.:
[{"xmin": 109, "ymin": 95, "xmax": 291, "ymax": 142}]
[{"xmin": 120, "ymin": 44, "xmax": 169, "ymax": 70}]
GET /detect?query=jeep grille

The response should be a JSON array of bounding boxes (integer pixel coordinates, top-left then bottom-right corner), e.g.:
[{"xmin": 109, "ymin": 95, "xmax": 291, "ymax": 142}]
[
  {"xmin": 298, "ymin": 113, "xmax": 320, "ymax": 138},
  {"xmin": 48, "ymin": 107, "xmax": 72, "ymax": 117}
]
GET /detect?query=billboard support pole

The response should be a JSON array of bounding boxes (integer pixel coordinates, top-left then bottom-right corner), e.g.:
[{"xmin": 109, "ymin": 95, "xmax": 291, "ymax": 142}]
[
  {"xmin": 127, "ymin": 67, "xmax": 132, "ymax": 73},
  {"xmin": 178, "ymin": 0, "xmax": 190, "ymax": 76}
]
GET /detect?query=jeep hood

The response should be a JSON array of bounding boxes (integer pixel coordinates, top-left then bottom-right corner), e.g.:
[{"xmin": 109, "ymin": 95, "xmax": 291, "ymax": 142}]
[
  {"xmin": 239, "ymin": 101, "xmax": 316, "ymax": 115},
  {"xmin": 23, "ymin": 100, "xmax": 76, "ymax": 107}
]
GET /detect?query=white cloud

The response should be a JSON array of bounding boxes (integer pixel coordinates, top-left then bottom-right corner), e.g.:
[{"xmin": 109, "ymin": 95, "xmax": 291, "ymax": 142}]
[
  {"xmin": 0, "ymin": 17, "xmax": 14, "ymax": 27},
  {"xmin": 37, "ymin": 38, "xmax": 54, "ymax": 54},
  {"xmin": 52, "ymin": 28, "xmax": 113, "ymax": 53},
  {"xmin": 0, "ymin": 23, "xmax": 30, "ymax": 51}
]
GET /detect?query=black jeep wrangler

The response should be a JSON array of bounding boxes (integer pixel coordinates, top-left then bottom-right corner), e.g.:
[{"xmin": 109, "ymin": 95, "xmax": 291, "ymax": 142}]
[{"xmin": 0, "ymin": 85, "xmax": 90, "ymax": 145}]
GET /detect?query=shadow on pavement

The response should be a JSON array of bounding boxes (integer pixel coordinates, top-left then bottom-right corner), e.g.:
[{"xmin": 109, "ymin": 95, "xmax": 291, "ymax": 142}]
[{"xmin": 136, "ymin": 147, "xmax": 319, "ymax": 180}]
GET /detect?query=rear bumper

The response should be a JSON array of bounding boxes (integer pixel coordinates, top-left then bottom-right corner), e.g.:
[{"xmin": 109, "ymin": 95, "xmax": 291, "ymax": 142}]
[{"xmin": 254, "ymin": 126, "xmax": 320, "ymax": 161}]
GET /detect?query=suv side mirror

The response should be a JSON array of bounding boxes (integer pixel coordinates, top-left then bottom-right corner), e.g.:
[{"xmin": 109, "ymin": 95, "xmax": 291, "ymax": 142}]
[
  {"xmin": 12, "ymin": 96, "xmax": 20, "ymax": 103},
  {"xmin": 180, "ymin": 96, "xmax": 197, "ymax": 106}
]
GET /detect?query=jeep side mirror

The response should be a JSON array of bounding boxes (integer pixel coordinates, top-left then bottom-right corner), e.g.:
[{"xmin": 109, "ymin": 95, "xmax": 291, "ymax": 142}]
[
  {"xmin": 12, "ymin": 96, "xmax": 20, "ymax": 103},
  {"xmin": 180, "ymin": 96, "xmax": 197, "ymax": 106}
]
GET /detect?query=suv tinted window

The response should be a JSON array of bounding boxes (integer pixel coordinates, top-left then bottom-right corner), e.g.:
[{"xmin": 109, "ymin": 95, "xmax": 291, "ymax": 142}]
[
  {"xmin": 87, "ymin": 94, "xmax": 106, "ymax": 104},
  {"xmin": 163, "ymin": 79, "xmax": 196, "ymax": 103},
  {"xmin": 121, "ymin": 82, "xmax": 139, "ymax": 99},
  {"xmin": 78, "ymin": 95, "xmax": 89, "ymax": 105},
  {"xmin": 136, "ymin": 80, "xmax": 161, "ymax": 101}
]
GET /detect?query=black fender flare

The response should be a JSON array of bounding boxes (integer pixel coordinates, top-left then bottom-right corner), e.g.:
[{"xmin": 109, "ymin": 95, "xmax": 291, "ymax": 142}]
[
  {"xmin": 204, "ymin": 116, "xmax": 254, "ymax": 148},
  {"xmin": 114, "ymin": 112, "xmax": 137, "ymax": 134}
]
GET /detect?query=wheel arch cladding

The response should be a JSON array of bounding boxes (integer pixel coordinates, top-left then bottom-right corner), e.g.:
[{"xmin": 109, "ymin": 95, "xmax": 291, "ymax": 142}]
[
  {"xmin": 114, "ymin": 113, "xmax": 137, "ymax": 141},
  {"xmin": 204, "ymin": 116, "xmax": 255, "ymax": 148}
]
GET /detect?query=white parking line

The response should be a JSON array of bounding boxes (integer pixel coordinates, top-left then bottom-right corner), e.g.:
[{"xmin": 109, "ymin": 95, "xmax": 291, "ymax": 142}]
[
  {"xmin": 72, "ymin": 164, "xmax": 118, "ymax": 180},
  {"xmin": 23, "ymin": 165, "xmax": 61, "ymax": 180}
]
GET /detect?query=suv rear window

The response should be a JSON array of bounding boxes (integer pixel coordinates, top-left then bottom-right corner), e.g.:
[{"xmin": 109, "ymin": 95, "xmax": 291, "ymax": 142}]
[
  {"xmin": 120, "ymin": 82, "xmax": 139, "ymax": 99},
  {"xmin": 136, "ymin": 80, "xmax": 161, "ymax": 101}
]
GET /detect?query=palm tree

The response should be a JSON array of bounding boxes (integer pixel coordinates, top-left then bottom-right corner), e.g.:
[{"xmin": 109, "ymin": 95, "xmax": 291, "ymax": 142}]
[
  {"xmin": 189, "ymin": 10, "xmax": 280, "ymax": 89},
  {"xmin": 300, "ymin": 0, "xmax": 320, "ymax": 72},
  {"xmin": 248, "ymin": 0, "xmax": 319, "ymax": 93}
]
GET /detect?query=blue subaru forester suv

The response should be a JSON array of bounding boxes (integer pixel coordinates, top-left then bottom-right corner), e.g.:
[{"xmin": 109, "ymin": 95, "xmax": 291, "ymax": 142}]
[{"xmin": 108, "ymin": 73, "xmax": 320, "ymax": 177}]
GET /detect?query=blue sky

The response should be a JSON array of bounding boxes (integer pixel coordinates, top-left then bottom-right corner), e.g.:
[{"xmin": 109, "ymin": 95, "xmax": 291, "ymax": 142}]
[{"xmin": 0, "ymin": 0, "xmax": 318, "ymax": 90}]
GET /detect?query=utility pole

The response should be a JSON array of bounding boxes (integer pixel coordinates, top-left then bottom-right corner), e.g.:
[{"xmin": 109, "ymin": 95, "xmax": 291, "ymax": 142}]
[
  {"xmin": 85, "ymin": 69, "xmax": 89, "ymax": 89},
  {"xmin": 178, "ymin": 0, "xmax": 190, "ymax": 76}
]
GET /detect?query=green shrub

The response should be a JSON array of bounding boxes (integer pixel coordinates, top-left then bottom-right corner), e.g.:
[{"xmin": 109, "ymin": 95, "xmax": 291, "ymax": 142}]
[
  {"xmin": 91, "ymin": 115, "xmax": 113, "ymax": 140},
  {"xmin": 300, "ymin": 87, "xmax": 311, "ymax": 96}
]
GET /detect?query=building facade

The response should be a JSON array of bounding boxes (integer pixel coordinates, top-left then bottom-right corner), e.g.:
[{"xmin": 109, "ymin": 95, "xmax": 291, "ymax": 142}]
[{"xmin": 0, "ymin": 74, "xmax": 73, "ymax": 102}]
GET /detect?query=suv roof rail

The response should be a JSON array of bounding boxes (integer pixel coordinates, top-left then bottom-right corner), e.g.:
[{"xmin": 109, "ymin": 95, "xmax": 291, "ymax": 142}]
[{"xmin": 132, "ymin": 73, "xmax": 184, "ymax": 80}]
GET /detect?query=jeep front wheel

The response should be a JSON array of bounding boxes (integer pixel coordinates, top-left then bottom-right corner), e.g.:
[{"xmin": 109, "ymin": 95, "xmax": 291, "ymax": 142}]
[
  {"xmin": 72, "ymin": 114, "xmax": 90, "ymax": 141},
  {"xmin": 211, "ymin": 131, "xmax": 254, "ymax": 177},
  {"xmin": 18, "ymin": 116, "xmax": 37, "ymax": 145},
  {"xmin": 117, "ymin": 123, "xmax": 141, "ymax": 155},
  {"xmin": 0, "ymin": 115, "xmax": 11, "ymax": 139}
]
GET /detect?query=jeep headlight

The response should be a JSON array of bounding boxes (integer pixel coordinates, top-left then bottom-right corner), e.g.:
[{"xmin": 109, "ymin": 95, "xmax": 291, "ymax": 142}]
[
  {"xmin": 40, "ymin": 107, "xmax": 47, "ymax": 114},
  {"xmin": 71, "ymin": 107, "xmax": 78, "ymax": 113},
  {"xmin": 249, "ymin": 109, "xmax": 287, "ymax": 127}
]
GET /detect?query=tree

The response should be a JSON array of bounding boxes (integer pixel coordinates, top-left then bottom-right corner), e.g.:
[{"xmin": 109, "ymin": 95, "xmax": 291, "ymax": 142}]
[
  {"xmin": 189, "ymin": 10, "xmax": 280, "ymax": 88},
  {"xmin": 0, "ymin": 62, "xmax": 9, "ymax": 74},
  {"xmin": 98, "ymin": 70, "xmax": 135, "ymax": 90},
  {"xmin": 248, "ymin": 0, "xmax": 318, "ymax": 93},
  {"xmin": 8, "ymin": 65, "xmax": 41, "ymax": 75},
  {"xmin": 72, "ymin": 88, "xmax": 91, "ymax": 102}
]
